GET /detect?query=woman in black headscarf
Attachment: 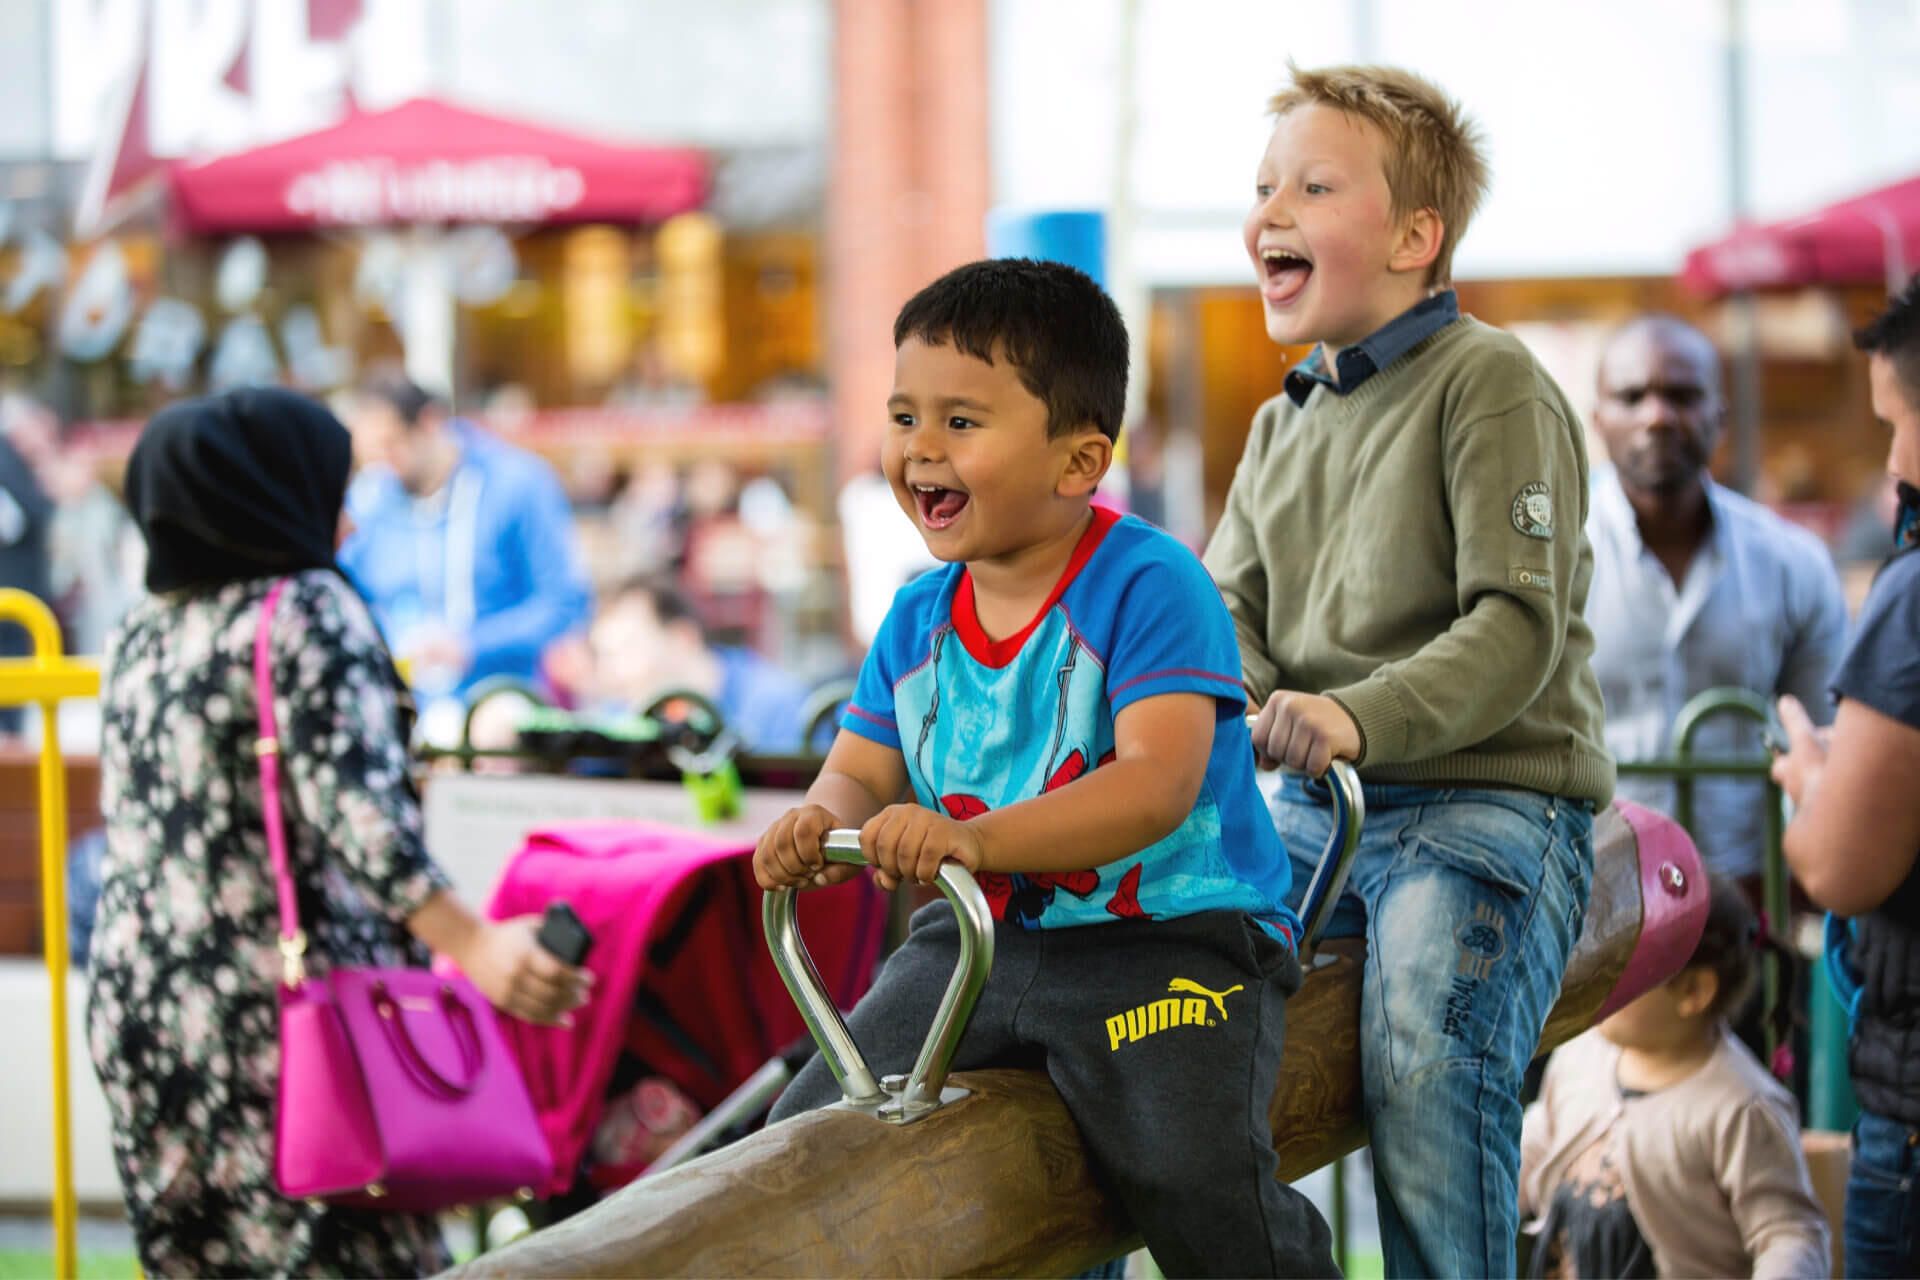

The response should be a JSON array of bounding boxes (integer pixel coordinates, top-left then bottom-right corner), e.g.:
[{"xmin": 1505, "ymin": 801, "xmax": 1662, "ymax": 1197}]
[{"xmin": 89, "ymin": 389, "xmax": 588, "ymax": 1278}]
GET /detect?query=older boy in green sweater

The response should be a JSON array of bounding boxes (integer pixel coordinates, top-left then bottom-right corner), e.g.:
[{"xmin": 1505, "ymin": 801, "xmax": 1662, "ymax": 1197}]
[{"xmin": 1203, "ymin": 64, "xmax": 1614, "ymax": 1278}]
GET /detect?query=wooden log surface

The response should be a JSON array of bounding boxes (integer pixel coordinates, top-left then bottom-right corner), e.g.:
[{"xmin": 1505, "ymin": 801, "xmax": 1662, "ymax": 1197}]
[{"xmin": 454, "ymin": 806, "xmax": 1662, "ymax": 1279}]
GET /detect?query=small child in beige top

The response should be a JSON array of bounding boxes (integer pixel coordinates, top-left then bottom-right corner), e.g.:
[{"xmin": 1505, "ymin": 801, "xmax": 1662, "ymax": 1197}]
[{"xmin": 1521, "ymin": 875, "xmax": 1831, "ymax": 1278}]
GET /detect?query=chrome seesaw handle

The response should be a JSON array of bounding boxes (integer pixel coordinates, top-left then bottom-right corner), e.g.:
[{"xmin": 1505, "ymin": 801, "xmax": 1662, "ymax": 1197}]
[
  {"xmin": 1245, "ymin": 714, "xmax": 1367, "ymax": 957},
  {"xmin": 763, "ymin": 831, "xmax": 995, "ymax": 1123},
  {"xmin": 1293, "ymin": 759, "xmax": 1365, "ymax": 958}
]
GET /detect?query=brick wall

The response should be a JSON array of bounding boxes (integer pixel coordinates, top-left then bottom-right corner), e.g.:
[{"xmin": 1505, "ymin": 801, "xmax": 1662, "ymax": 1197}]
[{"xmin": 827, "ymin": 0, "xmax": 991, "ymax": 485}]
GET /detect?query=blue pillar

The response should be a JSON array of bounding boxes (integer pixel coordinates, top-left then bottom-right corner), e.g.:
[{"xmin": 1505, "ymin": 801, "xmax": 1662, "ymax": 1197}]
[{"xmin": 984, "ymin": 209, "xmax": 1107, "ymax": 288}]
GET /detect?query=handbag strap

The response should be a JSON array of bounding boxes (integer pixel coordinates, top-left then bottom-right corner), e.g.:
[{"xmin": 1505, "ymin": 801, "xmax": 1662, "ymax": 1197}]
[
  {"xmin": 369, "ymin": 980, "xmax": 486, "ymax": 1098},
  {"xmin": 252, "ymin": 578, "xmax": 307, "ymax": 988}
]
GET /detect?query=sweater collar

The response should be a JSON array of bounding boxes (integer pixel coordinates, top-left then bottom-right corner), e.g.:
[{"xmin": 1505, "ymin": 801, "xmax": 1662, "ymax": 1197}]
[{"xmin": 1285, "ymin": 290, "xmax": 1460, "ymax": 407}]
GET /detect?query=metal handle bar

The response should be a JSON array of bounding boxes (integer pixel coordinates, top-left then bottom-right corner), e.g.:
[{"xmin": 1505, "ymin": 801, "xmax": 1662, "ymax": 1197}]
[
  {"xmin": 1244, "ymin": 714, "xmax": 1367, "ymax": 956},
  {"xmin": 1291, "ymin": 760, "xmax": 1365, "ymax": 956},
  {"xmin": 763, "ymin": 833, "xmax": 995, "ymax": 1122}
]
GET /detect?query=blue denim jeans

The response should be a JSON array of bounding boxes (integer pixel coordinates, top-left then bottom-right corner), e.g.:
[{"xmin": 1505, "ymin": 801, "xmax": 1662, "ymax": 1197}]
[
  {"xmin": 1271, "ymin": 776, "xmax": 1594, "ymax": 1279},
  {"xmin": 1846, "ymin": 1109, "xmax": 1920, "ymax": 1277}
]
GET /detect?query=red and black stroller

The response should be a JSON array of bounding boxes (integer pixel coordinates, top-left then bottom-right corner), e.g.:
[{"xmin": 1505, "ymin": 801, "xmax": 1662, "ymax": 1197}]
[{"xmin": 485, "ymin": 820, "xmax": 887, "ymax": 1215}]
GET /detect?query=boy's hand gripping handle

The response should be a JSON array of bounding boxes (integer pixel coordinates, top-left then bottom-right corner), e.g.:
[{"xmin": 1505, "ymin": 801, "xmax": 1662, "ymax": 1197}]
[
  {"xmin": 1245, "ymin": 712, "xmax": 1366, "ymax": 959},
  {"xmin": 763, "ymin": 836, "xmax": 994, "ymax": 1123}
]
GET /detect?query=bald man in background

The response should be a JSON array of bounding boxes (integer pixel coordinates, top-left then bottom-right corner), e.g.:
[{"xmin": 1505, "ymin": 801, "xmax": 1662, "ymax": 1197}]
[{"xmin": 1585, "ymin": 315, "xmax": 1847, "ymax": 898}]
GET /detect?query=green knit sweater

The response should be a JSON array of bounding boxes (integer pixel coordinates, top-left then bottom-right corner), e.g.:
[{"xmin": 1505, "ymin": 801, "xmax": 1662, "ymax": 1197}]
[{"xmin": 1204, "ymin": 316, "xmax": 1614, "ymax": 806}]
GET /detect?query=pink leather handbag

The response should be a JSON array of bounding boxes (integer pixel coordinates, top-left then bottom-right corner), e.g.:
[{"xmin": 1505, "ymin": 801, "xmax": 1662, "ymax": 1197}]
[{"xmin": 256, "ymin": 579, "xmax": 554, "ymax": 1210}]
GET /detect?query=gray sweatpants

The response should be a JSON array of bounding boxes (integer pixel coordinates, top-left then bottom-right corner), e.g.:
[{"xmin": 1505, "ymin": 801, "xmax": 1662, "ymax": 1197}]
[{"xmin": 770, "ymin": 904, "xmax": 1338, "ymax": 1278}]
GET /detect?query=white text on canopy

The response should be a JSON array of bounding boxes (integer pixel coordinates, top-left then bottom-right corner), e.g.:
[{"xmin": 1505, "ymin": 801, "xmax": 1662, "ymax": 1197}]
[{"xmin": 283, "ymin": 157, "xmax": 589, "ymax": 225}]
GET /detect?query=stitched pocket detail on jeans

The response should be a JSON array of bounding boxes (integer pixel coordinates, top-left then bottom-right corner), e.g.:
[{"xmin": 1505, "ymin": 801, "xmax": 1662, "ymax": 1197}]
[{"xmin": 1409, "ymin": 801, "xmax": 1552, "ymax": 900}]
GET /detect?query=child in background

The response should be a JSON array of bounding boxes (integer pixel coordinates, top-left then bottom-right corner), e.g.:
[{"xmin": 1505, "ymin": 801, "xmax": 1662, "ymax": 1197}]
[
  {"xmin": 586, "ymin": 575, "xmax": 812, "ymax": 753},
  {"xmin": 1520, "ymin": 875, "xmax": 1830, "ymax": 1278}
]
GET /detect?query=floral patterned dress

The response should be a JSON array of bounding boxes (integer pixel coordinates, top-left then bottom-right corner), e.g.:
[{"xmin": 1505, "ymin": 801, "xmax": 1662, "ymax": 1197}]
[{"xmin": 88, "ymin": 570, "xmax": 453, "ymax": 1277}]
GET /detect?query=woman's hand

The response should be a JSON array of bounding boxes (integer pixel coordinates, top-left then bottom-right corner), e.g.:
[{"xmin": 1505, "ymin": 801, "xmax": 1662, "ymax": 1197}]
[
  {"xmin": 458, "ymin": 916, "xmax": 593, "ymax": 1026},
  {"xmin": 860, "ymin": 804, "xmax": 985, "ymax": 892},
  {"xmin": 1770, "ymin": 694, "xmax": 1828, "ymax": 808}
]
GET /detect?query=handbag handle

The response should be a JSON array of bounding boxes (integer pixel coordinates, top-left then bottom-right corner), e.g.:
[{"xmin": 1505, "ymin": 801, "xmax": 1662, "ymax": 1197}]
[
  {"xmin": 369, "ymin": 979, "xmax": 486, "ymax": 1098},
  {"xmin": 252, "ymin": 579, "xmax": 311, "ymax": 989}
]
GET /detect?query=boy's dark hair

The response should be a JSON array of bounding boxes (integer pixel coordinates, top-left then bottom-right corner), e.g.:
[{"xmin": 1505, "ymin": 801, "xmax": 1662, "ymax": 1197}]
[
  {"xmin": 609, "ymin": 574, "xmax": 707, "ymax": 640},
  {"xmin": 1855, "ymin": 271, "xmax": 1920, "ymax": 404},
  {"xmin": 892, "ymin": 258, "xmax": 1128, "ymax": 442},
  {"xmin": 1687, "ymin": 873, "xmax": 1796, "ymax": 1050},
  {"xmin": 355, "ymin": 365, "xmax": 441, "ymax": 429}
]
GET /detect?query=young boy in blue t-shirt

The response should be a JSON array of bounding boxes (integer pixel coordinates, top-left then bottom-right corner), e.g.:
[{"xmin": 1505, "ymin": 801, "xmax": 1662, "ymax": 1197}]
[{"xmin": 757, "ymin": 258, "xmax": 1335, "ymax": 1277}]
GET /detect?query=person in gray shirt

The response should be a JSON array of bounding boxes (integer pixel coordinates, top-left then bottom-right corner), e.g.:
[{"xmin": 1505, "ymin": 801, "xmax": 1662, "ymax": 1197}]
[{"xmin": 1586, "ymin": 314, "xmax": 1847, "ymax": 895}]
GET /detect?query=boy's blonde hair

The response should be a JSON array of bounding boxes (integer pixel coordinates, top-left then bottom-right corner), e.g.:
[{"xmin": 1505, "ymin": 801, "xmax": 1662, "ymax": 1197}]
[{"xmin": 1268, "ymin": 64, "xmax": 1489, "ymax": 286}]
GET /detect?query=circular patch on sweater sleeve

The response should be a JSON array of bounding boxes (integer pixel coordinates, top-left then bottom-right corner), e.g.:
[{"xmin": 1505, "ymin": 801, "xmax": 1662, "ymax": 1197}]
[{"xmin": 1511, "ymin": 482, "xmax": 1554, "ymax": 539}]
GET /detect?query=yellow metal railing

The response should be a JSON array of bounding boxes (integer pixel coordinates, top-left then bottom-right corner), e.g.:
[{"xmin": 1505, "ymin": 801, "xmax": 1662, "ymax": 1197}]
[{"xmin": 0, "ymin": 589, "xmax": 102, "ymax": 1280}]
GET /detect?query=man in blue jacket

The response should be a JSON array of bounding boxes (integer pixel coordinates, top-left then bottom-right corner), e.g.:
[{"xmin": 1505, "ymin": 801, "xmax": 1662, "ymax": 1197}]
[{"xmin": 340, "ymin": 370, "xmax": 591, "ymax": 739}]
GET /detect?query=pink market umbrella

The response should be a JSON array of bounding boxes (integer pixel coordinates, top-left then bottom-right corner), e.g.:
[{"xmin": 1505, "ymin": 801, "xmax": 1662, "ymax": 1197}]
[
  {"xmin": 169, "ymin": 97, "xmax": 707, "ymax": 233},
  {"xmin": 1681, "ymin": 174, "xmax": 1920, "ymax": 297}
]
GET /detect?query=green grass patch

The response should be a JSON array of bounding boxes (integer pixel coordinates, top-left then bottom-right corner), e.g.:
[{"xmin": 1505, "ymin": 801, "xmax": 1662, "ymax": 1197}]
[
  {"xmin": 1341, "ymin": 1246, "xmax": 1385, "ymax": 1278},
  {"xmin": 0, "ymin": 1249, "xmax": 141, "ymax": 1279},
  {"xmin": 1134, "ymin": 1245, "xmax": 1381, "ymax": 1278}
]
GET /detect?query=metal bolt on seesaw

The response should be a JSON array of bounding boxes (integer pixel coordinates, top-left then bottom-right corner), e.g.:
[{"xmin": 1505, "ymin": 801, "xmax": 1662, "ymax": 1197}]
[{"xmin": 762, "ymin": 760, "xmax": 1365, "ymax": 1124}]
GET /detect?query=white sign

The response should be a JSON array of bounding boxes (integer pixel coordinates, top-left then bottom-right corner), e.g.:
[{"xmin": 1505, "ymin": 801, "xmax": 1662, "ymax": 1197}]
[{"xmin": 60, "ymin": 0, "xmax": 432, "ymax": 229}]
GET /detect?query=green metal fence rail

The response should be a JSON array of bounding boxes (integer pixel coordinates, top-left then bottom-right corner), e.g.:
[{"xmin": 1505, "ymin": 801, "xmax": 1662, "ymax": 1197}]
[{"xmin": 1637, "ymin": 686, "xmax": 1789, "ymax": 1062}]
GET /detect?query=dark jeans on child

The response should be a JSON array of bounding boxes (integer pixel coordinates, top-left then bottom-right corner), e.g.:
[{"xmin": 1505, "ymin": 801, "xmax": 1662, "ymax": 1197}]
[
  {"xmin": 1846, "ymin": 1109, "xmax": 1920, "ymax": 1277},
  {"xmin": 770, "ymin": 904, "xmax": 1336, "ymax": 1278}
]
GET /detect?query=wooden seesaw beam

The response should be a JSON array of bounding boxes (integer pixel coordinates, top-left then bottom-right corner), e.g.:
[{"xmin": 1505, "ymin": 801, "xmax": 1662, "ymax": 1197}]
[{"xmin": 451, "ymin": 801, "xmax": 1705, "ymax": 1279}]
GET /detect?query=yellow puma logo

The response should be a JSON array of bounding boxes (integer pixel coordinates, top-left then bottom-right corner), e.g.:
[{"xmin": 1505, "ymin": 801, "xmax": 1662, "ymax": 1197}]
[
  {"xmin": 1167, "ymin": 978, "xmax": 1243, "ymax": 1020},
  {"xmin": 1105, "ymin": 978, "xmax": 1244, "ymax": 1051}
]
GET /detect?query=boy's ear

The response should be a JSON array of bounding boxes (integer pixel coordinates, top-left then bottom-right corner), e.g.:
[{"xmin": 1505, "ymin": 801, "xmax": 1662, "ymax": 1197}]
[
  {"xmin": 1055, "ymin": 426, "xmax": 1114, "ymax": 497},
  {"xmin": 1389, "ymin": 206, "xmax": 1444, "ymax": 277}
]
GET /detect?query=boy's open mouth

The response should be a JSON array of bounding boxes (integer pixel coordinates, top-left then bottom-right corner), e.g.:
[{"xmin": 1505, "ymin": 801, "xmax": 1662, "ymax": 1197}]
[
  {"xmin": 1260, "ymin": 248, "xmax": 1312, "ymax": 304},
  {"xmin": 913, "ymin": 483, "xmax": 970, "ymax": 530}
]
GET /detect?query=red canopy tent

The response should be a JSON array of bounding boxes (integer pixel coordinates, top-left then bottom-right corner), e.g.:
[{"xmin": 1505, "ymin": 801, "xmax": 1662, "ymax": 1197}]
[
  {"xmin": 1681, "ymin": 173, "xmax": 1920, "ymax": 297},
  {"xmin": 168, "ymin": 97, "xmax": 708, "ymax": 233}
]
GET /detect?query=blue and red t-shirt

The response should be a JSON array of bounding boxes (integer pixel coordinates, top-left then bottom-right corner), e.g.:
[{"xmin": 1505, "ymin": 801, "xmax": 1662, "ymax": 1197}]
[{"xmin": 843, "ymin": 508, "xmax": 1299, "ymax": 944}]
